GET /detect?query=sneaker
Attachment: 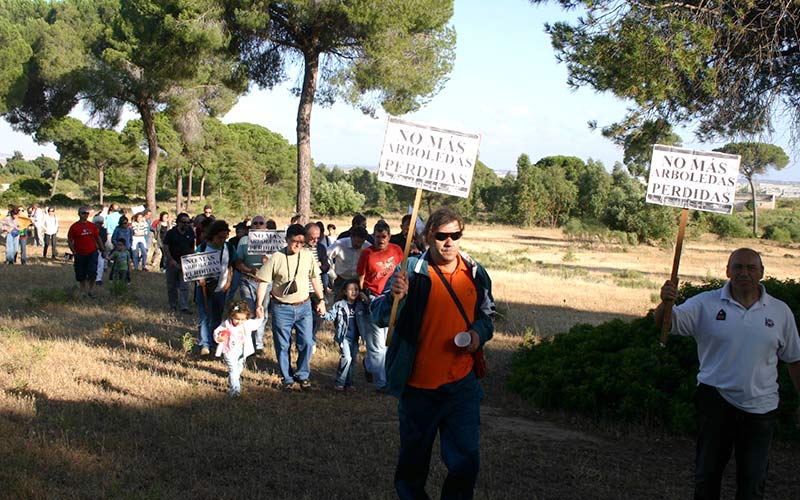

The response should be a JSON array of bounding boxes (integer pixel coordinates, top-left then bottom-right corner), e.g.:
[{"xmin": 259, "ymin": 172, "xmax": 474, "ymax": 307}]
[
  {"xmin": 334, "ymin": 385, "xmax": 345, "ymax": 392},
  {"xmin": 362, "ymin": 358, "xmax": 373, "ymax": 383},
  {"xmin": 298, "ymin": 379, "xmax": 311, "ymax": 391},
  {"xmin": 200, "ymin": 346, "xmax": 210, "ymax": 356},
  {"xmin": 281, "ymin": 381, "xmax": 294, "ymax": 392}
]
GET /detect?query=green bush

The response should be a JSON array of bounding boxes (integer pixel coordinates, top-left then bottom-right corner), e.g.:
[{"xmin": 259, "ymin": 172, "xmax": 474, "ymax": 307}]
[
  {"xmin": 508, "ymin": 277, "xmax": 800, "ymax": 439},
  {"xmin": 312, "ymin": 180, "xmax": 365, "ymax": 215},
  {"xmin": 706, "ymin": 212, "xmax": 751, "ymax": 238},
  {"xmin": 47, "ymin": 193, "xmax": 82, "ymax": 207},
  {"xmin": 763, "ymin": 225, "xmax": 792, "ymax": 243}
]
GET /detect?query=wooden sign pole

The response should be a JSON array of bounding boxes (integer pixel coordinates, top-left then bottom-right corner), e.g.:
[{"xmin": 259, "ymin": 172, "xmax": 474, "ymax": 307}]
[
  {"xmin": 660, "ymin": 208, "xmax": 689, "ymax": 346},
  {"xmin": 386, "ymin": 188, "xmax": 423, "ymax": 346}
]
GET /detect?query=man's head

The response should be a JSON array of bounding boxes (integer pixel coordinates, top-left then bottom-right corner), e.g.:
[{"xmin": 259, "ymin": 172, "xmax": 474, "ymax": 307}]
[
  {"xmin": 726, "ymin": 248, "xmax": 764, "ymax": 297},
  {"xmin": 205, "ymin": 220, "xmax": 230, "ymax": 247},
  {"xmin": 92, "ymin": 215, "xmax": 104, "ymax": 226},
  {"xmin": 203, "ymin": 204, "xmax": 213, "ymax": 217},
  {"xmin": 176, "ymin": 212, "xmax": 192, "ymax": 233},
  {"xmin": 78, "ymin": 206, "xmax": 91, "ymax": 221},
  {"xmin": 290, "ymin": 214, "xmax": 303, "ymax": 225},
  {"xmin": 400, "ymin": 214, "xmax": 412, "ymax": 235},
  {"xmin": 266, "ymin": 219, "xmax": 277, "ymax": 230},
  {"xmin": 373, "ymin": 220, "xmax": 391, "ymax": 251},
  {"xmin": 110, "ymin": 203, "xmax": 120, "ymax": 212},
  {"xmin": 305, "ymin": 223, "xmax": 321, "ymax": 247},
  {"xmin": 350, "ymin": 225, "xmax": 368, "ymax": 249},
  {"xmin": 352, "ymin": 213, "xmax": 367, "ymax": 228},
  {"xmin": 250, "ymin": 215, "xmax": 267, "ymax": 230},
  {"xmin": 425, "ymin": 207, "xmax": 464, "ymax": 266},
  {"xmin": 234, "ymin": 221, "xmax": 248, "ymax": 238},
  {"xmin": 285, "ymin": 224, "xmax": 306, "ymax": 254},
  {"xmin": 32, "ymin": 202, "xmax": 39, "ymax": 209}
]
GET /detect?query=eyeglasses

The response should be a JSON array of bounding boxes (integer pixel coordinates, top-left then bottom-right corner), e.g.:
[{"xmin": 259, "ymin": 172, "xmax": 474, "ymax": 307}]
[
  {"xmin": 251, "ymin": 221, "xmax": 266, "ymax": 226},
  {"xmin": 80, "ymin": 212, "xmax": 89, "ymax": 216},
  {"xmin": 288, "ymin": 238, "xmax": 305, "ymax": 245},
  {"xmin": 434, "ymin": 231, "xmax": 462, "ymax": 241}
]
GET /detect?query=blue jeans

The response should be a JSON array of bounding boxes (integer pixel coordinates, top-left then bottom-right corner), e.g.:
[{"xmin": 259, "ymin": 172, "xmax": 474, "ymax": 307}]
[
  {"xmin": 363, "ymin": 318, "xmax": 387, "ymax": 389},
  {"xmin": 226, "ymin": 269, "xmax": 241, "ymax": 301},
  {"xmin": 133, "ymin": 241, "xmax": 147, "ymax": 270},
  {"xmin": 270, "ymin": 299, "xmax": 313, "ymax": 384},
  {"xmin": 5, "ymin": 233, "xmax": 19, "ymax": 264},
  {"xmin": 239, "ymin": 278, "xmax": 267, "ymax": 349},
  {"xmin": 336, "ymin": 328, "xmax": 359, "ymax": 387},
  {"xmin": 196, "ymin": 287, "xmax": 225, "ymax": 349},
  {"xmin": 224, "ymin": 350, "xmax": 245, "ymax": 396},
  {"xmin": 396, "ymin": 373, "xmax": 482, "ymax": 500},
  {"xmin": 394, "ymin": 372, "xmax": 483, "ymax": 500},
  {"xmin": 694, "ymin": 384, "xmax": 777, "ymax": 500}
]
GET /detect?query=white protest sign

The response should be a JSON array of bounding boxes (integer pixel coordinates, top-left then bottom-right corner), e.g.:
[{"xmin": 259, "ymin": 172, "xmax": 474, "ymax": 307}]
[
  {"xmin": 246, "ymin": 230, "xmax": 285, "ymax": 255},
  {"xmin": 378, "ymin": 117, "xmax": 481, "ymax": 198},
  {"xmin": 646, "ymin": 145, "xmax": 741, "ymax": 215},
  {"xmin": 181, "ymin": 251, "xmax": 221, "ymax": 282},
  {"xmin": 130, "ymin": 205, "xmax": 145, "ymax": 215}
]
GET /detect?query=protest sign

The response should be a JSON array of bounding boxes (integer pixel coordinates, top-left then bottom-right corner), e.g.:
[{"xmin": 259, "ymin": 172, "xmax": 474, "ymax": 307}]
[
  {"xmin": 246, "ymin": 230, "xmax": 285, "ymax": 255},
  {"xmin": 378, "ymin": 117, "xmax": 481, "ymax": 198},
  {"xmin": 647, "ymin": 145, "xmax": 741, "ymax": 214},
  {"xmin": 131, "ymin": 205, "xmax": 146, "ymax": 215},
  {"xmin": 182, "ymin": 251, "xmax": 221, "ymax": 282}
]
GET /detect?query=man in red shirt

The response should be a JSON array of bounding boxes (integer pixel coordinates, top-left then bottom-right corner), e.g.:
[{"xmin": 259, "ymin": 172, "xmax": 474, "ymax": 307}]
[
  {"xmin": 357, "ymin": 220, "xmax": 403, "ymax": 390},
  {"xmin": 67, "ymin": 206, "xmax": 107, "ymax": 298}
]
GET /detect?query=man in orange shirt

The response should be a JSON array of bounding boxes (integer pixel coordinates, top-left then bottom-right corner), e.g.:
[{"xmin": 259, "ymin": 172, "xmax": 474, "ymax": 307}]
[{"xmin": 372, "ymin": 207, "xmax": 495, "ymax": 500}]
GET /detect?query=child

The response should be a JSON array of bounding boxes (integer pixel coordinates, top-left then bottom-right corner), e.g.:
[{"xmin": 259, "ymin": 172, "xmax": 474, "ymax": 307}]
[
  {"xmin": 323, "ymin": 279, "xmax": 371, "ymax": 391},
  {"xmin": 109, "ymin": 238, "xmax": 132, "ymax": 284},
  {"xmin": 213, "ymin": 300, "xmax": 263, "ymax": 397}
]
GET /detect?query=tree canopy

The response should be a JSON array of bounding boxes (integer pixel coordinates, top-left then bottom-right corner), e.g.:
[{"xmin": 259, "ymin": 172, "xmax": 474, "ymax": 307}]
[
  {"xmin": 533, "ymin": 1, "xmax": 800, "ymax": 140},
  {"xmin": 229, "ymin": 0, "xmax": 456, "ymax": 219}
]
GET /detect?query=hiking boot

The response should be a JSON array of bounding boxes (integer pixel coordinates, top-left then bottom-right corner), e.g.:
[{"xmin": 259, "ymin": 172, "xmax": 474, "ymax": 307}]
[{"xmin": 298, "ymin": 379, "xmax": 311, "ymax": 391}]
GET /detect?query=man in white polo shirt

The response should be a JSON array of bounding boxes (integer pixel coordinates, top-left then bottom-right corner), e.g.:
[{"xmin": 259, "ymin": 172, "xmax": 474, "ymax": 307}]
[{"xmin": 655, "ymin": 247, "xmax": 800, "ymax": 500}]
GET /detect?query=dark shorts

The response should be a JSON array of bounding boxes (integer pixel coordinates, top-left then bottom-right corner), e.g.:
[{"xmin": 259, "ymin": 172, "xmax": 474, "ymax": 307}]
[{"xmin": 74, "ymin": 251, "xmax": 98, "ymax": 282}]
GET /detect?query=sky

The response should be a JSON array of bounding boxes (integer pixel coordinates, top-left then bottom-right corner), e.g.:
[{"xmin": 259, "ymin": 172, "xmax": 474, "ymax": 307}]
[{"xmin": 2, "ymin": 0, "xmax": 799, "ymax": 182}]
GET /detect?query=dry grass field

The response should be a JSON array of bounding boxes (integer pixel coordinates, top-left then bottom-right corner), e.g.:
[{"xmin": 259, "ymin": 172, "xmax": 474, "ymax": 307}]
[{"xmin": 1, "ymin": 216, "xmax": 799, "ymax": 499}]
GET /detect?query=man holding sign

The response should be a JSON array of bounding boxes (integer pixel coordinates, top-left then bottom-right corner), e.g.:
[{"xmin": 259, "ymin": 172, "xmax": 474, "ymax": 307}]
[
  {"xmin": 655, "ymin": 248, "xmax": 800, "ymax": 499},
  {"xmin": 372, "ymin": 207, "xmax": 494, "ymax": 500}
]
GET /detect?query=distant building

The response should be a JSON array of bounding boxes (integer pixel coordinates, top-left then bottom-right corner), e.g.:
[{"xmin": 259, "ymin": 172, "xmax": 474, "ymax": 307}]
[
  {"xmin": 756, "ymin": 180, "xmax": 800, "ymax": 199},
  {"xmin": 733, "ymin": 193, "xmax": 776, "ymax": 211}
]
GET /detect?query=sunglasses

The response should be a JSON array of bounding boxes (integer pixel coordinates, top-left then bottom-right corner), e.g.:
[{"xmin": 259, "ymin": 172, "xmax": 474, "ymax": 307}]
[
  {"xmin": 251, "ymin": 221, "xmax": 266, "ymax": 226},
  {"xmin": 80, "ymin": 212, "xmax": 90, "ymax": 216},
  {"xmin": 434, "ymin": 231, "xmax": 462, "ymax": 241}
]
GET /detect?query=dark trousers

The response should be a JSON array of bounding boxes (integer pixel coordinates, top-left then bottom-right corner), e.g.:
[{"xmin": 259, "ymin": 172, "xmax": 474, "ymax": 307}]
[
  {"xmin": 694, "ymin": 383, "xmax": 777, "ymax": 500},
  {"xmin": 396, "ymin": 373, "xmax": 481, "ymax": 500},
  {"xmin": 43, "ymin": 234, "xmax": 56, "ymax": 258}
]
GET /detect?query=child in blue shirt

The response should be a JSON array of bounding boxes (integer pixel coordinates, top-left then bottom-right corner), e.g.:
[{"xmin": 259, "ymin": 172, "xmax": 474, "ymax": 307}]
[{"xmin": 323, "ymin": 279, "xmax": 372, "ymax": 391}]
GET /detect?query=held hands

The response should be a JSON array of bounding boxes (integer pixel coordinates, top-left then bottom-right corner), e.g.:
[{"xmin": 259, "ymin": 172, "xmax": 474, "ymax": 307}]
[
  {"xmin": 256, "ymin": 305, "xmax": 265, "ymax": 318},
  {"xmin": 390, "ymin": 271, "xmax": 408, "ymax": 298},
  {"xmin": 315, "ymin": 300, "xmax": 326, "ymax": 316},
  {"xmin": 660, "ymin": 280, "xmax": 678, "ymax": 302}
]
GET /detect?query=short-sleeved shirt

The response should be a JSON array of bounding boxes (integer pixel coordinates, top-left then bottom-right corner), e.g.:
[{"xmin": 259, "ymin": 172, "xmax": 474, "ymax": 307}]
[
  {"xmin": 110, "ymin": 250, "xmax": 131, "ymax": 272},
  {"xmin": 67, "ymin": 221, "xmax": 100, "ymax": 256},
  {"xmin": 163, "ymin": 227, "xmax": 196, "ymax": 260},
  {"xmin": 408, "ymin": 255, "xmax": 478, "ymax": 389},
  {"xmin": 671, "ymin": 282, "xmax": 800, "ymax": 413},
  {"xmin": 235, "ymin": 235, "xmax": 267, "ymax": 271},
  {"xmin": 356, "ymin": 243, "xmax": 403, "ymax": 295},
  {"xmin": 256, "ymin": 248, "xmax": 319, "ymax": 303}
]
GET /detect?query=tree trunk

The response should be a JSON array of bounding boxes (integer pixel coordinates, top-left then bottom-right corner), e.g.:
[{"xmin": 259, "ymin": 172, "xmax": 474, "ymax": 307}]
[
  {"xmin": 50, "ymin": 168, "xmax": 60, "ymax": 198},
  {"xmin": 176, "ymin": 166, "xmax": 184, "ymax": 215},
  {"xmin": 98, "ymin": 165, "xmax": 105, "ymax": 205},
  {"xmin": 140, "ymin": 103, "xmax": 160, "ymax": 214},
  {"xmin": 199, "ymin": 166, "xmax": 207, "ymax": 201},
  {"xmin": 187, "ymin": 163, "xmax": 195, "ymax": 213},
  {"xmin": 296, "ymin": 50, "xmax": 320, "ymax": 220},
  {"xmin": 749, "ymin": 176, "xmax": 758, "ymax": 238}
]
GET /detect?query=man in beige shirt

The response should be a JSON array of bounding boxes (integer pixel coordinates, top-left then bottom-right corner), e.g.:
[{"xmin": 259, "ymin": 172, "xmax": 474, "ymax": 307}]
[{"xmin": 256, "ymin": 224, "xmax": 326, "ymax": 390}]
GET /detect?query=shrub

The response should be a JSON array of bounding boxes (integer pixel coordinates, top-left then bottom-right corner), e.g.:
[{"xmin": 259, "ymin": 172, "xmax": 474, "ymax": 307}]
[
  {"xmin": 706, "ymin": 213, "xmax": 751, "ymax": 238},
  {"xmin": 47, "ymin": 193, "xmax": 82, "ymax": 207},
  {"xmin": 312, "ymin": 180, "xmax": 365, "ymax": 215},
  {"xmin": 763, "ymin": 225, "xmax": 792, "ymax": 243},
  {"xmin": 508, "ymin": 278, "xmax": 800, "ymax": 440}
]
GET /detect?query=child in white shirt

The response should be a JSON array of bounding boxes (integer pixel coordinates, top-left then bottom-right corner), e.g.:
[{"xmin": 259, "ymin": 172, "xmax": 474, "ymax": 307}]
[{"xmin": 214, "ymin": 300, "xmax": 262, "ymax": 396}]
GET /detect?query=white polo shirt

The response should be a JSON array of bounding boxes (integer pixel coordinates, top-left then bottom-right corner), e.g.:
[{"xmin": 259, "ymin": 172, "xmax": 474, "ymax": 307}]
[{"xmin": 671, "ymin": 282, "xmax": 800, "ymax": 413}]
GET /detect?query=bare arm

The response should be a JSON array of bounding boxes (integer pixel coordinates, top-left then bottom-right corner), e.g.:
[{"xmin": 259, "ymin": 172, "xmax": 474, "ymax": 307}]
[
  {"xmin": 653, "ymin": 280, "xmax": 677, "ymax": 329},
  {"xmin": 255, "ymin": 282, "xmax": 268, "ymax": 318}
]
